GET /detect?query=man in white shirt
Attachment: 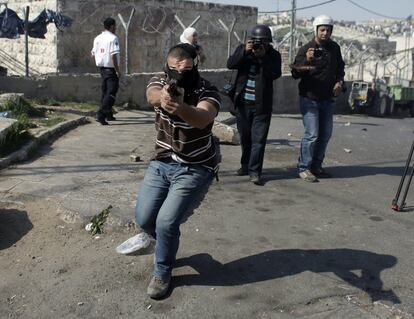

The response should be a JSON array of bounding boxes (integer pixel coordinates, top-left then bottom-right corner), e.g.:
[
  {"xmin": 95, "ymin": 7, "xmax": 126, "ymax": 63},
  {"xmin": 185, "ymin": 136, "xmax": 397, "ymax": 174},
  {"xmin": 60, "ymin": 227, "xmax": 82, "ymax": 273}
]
[{"xmin": 91, "ymin": 17, "xmax": 122, "ymax": 125}]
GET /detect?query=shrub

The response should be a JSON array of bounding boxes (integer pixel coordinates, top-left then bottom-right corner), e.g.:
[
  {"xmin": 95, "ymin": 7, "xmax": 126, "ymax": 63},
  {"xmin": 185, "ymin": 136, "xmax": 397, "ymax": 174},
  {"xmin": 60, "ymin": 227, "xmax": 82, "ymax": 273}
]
[{"xmin": 0, "ymin": 114, "xmax": 32, "ymax": 156}]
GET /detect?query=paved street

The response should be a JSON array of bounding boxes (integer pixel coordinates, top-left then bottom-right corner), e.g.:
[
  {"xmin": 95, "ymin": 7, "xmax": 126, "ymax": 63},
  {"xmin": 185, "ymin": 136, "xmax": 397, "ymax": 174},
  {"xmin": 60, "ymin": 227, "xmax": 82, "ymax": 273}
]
[{"xmin": 1, "ymin": 110, "xmax": 413, "ymax": 318}]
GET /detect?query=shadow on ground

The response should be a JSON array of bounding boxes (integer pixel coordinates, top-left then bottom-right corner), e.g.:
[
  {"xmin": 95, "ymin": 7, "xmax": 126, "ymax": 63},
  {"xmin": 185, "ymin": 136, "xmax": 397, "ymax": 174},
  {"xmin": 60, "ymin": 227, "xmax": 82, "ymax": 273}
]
[
  {"xmin": 174, "ymin": 248, "xmax": 400, "ymax": 304},
  {"xmin": 326, "ymin": 165, "xmax": 406, "ymax": 178},
  {"xmin": 0, "ymin": 209, "xmax": 33, "ymax": 250}
]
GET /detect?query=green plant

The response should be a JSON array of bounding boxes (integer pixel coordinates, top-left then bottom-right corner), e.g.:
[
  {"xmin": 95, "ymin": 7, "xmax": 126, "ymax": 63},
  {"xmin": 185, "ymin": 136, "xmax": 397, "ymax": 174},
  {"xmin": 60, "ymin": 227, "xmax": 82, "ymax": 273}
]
[
  {"xmin": 0, "ymin": 99, "xmax": 43, "ymax": 117},
  {"xmin": 29, "ymin": 97, "xmax": 61, "ymax": 106},
  {"xmin": 0, "ymin": 114, "xmax": 32, "ymax": 156},
  {"xmin": 89, "ymin": 205, "xmax": 112, "ymax": 235}
]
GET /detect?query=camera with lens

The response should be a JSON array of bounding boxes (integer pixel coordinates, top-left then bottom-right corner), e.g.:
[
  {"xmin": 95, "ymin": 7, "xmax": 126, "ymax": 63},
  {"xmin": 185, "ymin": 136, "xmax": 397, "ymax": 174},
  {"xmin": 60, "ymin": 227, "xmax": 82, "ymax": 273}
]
[
  {"xmin": 313, "ymin": 48, "xmax": 325, "ymax": 59},
  {"xmin": 252, "ymin": 39, "xmax": 263, "ymax": 50}
]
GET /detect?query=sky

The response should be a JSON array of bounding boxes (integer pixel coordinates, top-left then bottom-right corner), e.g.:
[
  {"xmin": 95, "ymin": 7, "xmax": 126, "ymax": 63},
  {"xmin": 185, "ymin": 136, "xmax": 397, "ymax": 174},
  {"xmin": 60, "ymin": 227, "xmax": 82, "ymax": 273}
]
[{"xmin": 194, "ymin": 0, "xmax": 414, "ymax": 21}]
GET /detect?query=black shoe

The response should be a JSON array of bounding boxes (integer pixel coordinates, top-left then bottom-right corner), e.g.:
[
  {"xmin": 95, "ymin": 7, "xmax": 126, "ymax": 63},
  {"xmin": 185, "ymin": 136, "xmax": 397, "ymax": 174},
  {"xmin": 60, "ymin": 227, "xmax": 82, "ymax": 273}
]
[
  {"xmin": 96, "ymin": 118, "xmax": 109, "ymax": 126},
  {"xmin": 311, "ymin": 168, "xmax": 332, "ymax": 178},
  {"xmin": 236, "ymin": 167, "xmax": 248, "ymax": 176},
  {"xmin": 249, "ymin": 175, "xmax": 262, "ymax": 185},
  {"xmin": 106, "ymin": 115, "xmax": 116, "ymax": 121}
]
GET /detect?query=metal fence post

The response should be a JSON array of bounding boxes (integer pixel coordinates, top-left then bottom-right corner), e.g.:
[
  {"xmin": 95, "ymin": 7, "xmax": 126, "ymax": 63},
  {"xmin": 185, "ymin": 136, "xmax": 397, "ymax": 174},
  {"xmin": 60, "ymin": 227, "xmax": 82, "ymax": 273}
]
[
  {"xmin": 118, "ymin": 8, "xmax": 135, "ymax": 74},
  {"xmin": 24, "ymin": 6, "xmax": 30, "ymax": 77}
]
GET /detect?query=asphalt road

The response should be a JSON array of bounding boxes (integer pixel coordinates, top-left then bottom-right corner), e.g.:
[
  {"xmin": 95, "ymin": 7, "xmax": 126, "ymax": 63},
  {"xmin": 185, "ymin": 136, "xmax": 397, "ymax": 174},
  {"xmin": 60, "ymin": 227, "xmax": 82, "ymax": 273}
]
[{"xmin": 1, "ymin": 110, "xmax": 413, "ymax": 318}]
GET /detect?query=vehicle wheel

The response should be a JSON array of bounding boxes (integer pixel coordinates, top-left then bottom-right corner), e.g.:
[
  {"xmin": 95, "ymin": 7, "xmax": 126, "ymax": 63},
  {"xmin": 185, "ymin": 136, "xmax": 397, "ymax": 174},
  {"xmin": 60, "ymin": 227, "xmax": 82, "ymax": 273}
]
[
  {"xmin": 372, "ymin": 95, "xmax": 387, "ymax": 117},
  {"xmin": 388, "ymin": 95, "xmax": 395, "ymax": 115},
  {"xmin": 409, "ymin": 102, "xmax": 414, "ymax": 118},
  {"xmin": 349, "ymin": 100, "xmax": 362, "ymax": 114},
  {"xmin": 349, "ymin": 100, "xmax": 356, "ymax": 114},
  {"xmin": 379, "ymin": 96, "xmax": 388, "ymax": 116}
]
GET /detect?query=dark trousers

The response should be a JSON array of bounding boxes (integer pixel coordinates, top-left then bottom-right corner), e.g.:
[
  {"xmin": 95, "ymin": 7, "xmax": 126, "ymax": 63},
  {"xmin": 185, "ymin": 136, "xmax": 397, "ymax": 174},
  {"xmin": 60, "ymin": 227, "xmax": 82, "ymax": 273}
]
[
  {"xmin": 236, "ymin": 103, "xmax": 271, "ymax": 176},
  {"xmin": 98, "ymin": 67, "xmax": 119, "ymax": 121}
]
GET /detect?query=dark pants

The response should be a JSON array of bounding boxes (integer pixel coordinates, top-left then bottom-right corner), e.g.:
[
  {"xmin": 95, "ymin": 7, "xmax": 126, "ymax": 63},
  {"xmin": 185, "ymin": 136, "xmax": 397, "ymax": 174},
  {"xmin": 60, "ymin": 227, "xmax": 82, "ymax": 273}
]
[
  {"xmin": 236, "ymin": 103, "xmax": 271, "ymax": 176},
  {"xmin": 98, "ymin": 67, "xmax": 119, "ymax": 121}
]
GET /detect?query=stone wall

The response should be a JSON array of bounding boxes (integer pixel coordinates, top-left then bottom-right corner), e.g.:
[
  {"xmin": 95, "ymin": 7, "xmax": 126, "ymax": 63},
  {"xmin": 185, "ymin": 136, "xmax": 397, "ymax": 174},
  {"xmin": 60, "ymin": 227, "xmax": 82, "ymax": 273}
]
[
  {"xmin": 0, "ymin": 0, "xmax": 58, "ymax": 75},
  {"xmin": 1, "ymin": 0, "xmax": 256, "ymax": 75},
  {"xmin": 0, "ymin": 73, "xmax": 351, "ymax": 114},
  {"xmin": 56, "ymin": 0, "xmax": 257, "ymax": 73}
]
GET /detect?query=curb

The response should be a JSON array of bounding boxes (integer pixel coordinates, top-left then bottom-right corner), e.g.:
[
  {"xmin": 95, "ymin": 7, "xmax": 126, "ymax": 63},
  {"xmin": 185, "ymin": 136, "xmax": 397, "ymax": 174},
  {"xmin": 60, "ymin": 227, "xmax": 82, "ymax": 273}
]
[
  {"xmin": 0, "ymin": 116, "xmax": 90, "ymax": 170},
  {"xmin": 36, "ymin": 105, "xmax": 96, "ymax": 117}
]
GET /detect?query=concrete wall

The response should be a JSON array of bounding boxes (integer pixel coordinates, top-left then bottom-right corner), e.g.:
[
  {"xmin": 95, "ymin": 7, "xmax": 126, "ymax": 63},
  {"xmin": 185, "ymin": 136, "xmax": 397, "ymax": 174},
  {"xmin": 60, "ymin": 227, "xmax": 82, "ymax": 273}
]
[
  {"xmin": 0, "ymin": 0, "xmax": 58, "ymax": 75},
  {"xmin": 0, "ymin": 73, "xmax": 350, "ymax": 114},
  {"xmin": 56, "ymin": 0, "xmax": 257, "ymax": 74}
]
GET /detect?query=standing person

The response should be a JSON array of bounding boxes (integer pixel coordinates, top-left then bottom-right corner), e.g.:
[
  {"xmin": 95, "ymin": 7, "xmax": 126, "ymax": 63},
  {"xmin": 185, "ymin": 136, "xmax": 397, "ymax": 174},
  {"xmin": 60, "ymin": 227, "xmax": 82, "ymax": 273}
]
[
  {"xmin": 179, "ymin": 27, "xmax": 206, "ymax": 64},
  {"xmin": 91, "ymin": 17, "xmax": 121, "ymax": 125},
  {"xmin": 117, "ymin": 44, "xmax": 220, "ymax": 299},
  {"xmin": 227, "ymin": 25, "xmax": 282, "ymax": 185},
  {"xmin": 291, "ymin": 15, "xmax": 345, "ymax": 182}
]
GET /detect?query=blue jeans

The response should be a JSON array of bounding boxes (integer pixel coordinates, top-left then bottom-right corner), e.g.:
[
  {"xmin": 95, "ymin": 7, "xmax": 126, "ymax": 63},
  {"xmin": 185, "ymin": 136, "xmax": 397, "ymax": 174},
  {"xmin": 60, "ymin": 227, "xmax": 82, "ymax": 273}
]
[
  {"xmin": 298, "ymin": 97, "xmax": 334, "ymax": 172},
  {"xmin": 135, "ymin": 159, "xmax": 213, "ymax": 281}
]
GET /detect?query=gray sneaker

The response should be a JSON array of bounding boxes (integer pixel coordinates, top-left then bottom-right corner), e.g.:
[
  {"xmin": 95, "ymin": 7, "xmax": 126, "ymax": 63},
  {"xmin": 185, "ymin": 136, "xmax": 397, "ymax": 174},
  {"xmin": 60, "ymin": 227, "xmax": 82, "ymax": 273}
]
[
  {"xmin": 299, "ymin": 170, "xmax": 318, "ymax": 182},
  {"xmin": 249, "ymin": 175, "xmax": 262, "ymax": 185},
  {"xmin": 147, "ymin": 276, "xmax": 171, "ymax": 299}
]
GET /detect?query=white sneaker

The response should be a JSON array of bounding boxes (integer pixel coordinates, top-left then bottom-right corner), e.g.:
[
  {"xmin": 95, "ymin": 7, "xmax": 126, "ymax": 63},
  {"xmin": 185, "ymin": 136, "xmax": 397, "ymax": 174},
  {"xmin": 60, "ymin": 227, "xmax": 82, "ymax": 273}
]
[{"xmin": 116, "ymin": 232, "xmax": 153, "ymax": 254}]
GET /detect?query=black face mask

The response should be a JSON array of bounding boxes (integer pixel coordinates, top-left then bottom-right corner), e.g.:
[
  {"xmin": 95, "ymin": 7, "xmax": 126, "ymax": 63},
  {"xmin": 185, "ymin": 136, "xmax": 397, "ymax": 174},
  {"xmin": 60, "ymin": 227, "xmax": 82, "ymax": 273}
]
[{"xmin": 165, "ymin": 66, "xmax": 199, "ymax": 89}]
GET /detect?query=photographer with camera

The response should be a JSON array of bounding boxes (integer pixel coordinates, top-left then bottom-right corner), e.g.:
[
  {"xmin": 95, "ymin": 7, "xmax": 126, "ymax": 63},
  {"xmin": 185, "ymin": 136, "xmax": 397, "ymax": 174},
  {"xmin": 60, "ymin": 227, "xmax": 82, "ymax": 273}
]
[
  {"xmin": 117, "ymin": 43, "xmax": 220, "ymax": 299},
  {"xmin": 291, "ymin": 15, "xmax": 345, "ymax": 183},
  {"xmin": 227, "ymin": 24, "xmax": 282, "ymax": 185}
]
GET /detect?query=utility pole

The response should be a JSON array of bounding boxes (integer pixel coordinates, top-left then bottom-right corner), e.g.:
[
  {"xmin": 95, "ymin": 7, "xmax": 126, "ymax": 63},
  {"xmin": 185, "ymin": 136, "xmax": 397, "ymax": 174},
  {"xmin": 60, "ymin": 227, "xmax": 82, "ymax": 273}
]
[
  {"xmin": 289, "ymin": 0, "xmax": 296, "ymax": 63},
  {"xmin": 276, "ymin": 0, "xmax": 279, "ymax": 25}
]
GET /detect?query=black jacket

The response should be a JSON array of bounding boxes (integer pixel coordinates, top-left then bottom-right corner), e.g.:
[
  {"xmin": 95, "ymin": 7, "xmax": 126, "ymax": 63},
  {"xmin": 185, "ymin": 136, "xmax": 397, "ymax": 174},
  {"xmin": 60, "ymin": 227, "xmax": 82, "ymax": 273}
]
[
  {"xmin": 292, "ymin": 39, "xmax": 345, "ymax": 101},
  {"xmin": 227, "ymin": 44, "xmax": 282, "ymax": 114}
]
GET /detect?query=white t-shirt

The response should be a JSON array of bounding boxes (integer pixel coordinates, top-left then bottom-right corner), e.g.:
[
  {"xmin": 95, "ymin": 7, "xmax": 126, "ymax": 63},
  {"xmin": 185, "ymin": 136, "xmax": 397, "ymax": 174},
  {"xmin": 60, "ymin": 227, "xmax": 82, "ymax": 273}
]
[{"xmin": 91, "ymin": 31, "xmax": 120, "ymax": 68}]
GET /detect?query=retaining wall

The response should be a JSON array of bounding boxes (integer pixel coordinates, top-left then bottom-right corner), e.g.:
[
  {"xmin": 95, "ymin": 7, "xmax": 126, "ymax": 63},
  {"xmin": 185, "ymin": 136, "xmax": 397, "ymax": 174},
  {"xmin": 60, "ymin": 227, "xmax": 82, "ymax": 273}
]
[{"xmin": 0, "ymin": 72, "xmax": 350, "ymax": 113}]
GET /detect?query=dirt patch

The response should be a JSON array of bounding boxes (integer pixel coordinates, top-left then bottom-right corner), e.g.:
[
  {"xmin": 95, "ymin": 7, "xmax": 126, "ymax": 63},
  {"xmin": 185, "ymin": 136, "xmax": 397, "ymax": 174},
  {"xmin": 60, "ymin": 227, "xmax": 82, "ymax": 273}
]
[{"xmin": 0, "ymin": 198, "xmax": 153, "ymax": 319}]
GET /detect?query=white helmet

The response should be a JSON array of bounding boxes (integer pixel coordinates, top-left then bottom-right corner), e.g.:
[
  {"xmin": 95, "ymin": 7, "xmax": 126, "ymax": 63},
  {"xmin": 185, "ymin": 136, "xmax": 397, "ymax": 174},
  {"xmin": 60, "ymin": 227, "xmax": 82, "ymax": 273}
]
[{"xmin": 313, "ymin": 15, "xmax": 333, "ymax": 34}]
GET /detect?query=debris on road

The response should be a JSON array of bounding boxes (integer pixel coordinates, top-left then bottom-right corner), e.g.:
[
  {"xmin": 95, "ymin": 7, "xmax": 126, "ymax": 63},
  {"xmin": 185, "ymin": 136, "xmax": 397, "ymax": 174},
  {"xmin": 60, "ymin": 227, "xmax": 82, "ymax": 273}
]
[
  {"xmin": 85, "ymin": 223, "xmax": 92, "ymax": 232},
  {"xmin": 344, "ymin": 122, "xmax": 351, "ymax": 126},
  {"xmin": 7, "ymin": 295, "xmax": 16, "ymax": 304},
  {"xmin": 88, "ymin": 205, "xmax": 112, "ymax": 235},
  {"xmin": 130, "ymin": 154, "xmax": 141, "ymax": 162},
  {"xmin": 343, "ymin": 148, "xmax": 352, "ymax": 153}
]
